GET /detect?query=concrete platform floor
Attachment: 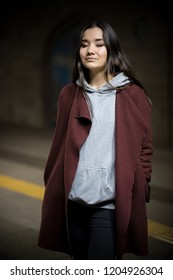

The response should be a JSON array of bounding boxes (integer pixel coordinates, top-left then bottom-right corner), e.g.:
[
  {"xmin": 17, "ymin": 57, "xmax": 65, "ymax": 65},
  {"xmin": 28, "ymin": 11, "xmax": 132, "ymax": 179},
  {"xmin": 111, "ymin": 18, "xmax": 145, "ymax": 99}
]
[{"xmin": 0, "ymin": 124, "xmax": 173, "ymax": 260}]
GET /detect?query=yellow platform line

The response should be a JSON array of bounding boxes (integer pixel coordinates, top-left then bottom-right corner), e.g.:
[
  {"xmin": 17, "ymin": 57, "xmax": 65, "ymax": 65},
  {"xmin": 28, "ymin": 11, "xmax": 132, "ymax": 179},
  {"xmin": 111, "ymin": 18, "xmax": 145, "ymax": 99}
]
[
  {"xmin": 148, "ymin": 220, "xmax": 173, "ymax": 245},
  {"xmin": 0, "ymin": 174, "xmax": 44, "ymax": 200},
  {"xmin": 0, "ymin": 174, "xmax": 173, "ymax": 245}
]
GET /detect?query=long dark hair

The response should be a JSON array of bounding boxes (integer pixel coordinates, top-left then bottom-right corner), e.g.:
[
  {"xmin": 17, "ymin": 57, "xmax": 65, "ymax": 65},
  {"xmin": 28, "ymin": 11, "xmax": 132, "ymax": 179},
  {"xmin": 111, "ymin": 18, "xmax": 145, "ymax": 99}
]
[{"xmin": 72, "ymin": 19, "xmax": 145, "ymax": 90}]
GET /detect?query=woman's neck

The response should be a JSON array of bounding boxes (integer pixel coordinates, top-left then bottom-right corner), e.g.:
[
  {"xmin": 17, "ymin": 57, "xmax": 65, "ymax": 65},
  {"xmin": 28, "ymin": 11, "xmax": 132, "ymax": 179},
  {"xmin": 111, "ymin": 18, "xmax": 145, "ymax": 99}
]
[{"xmin": 89, "ymin": 72, "xmax": 113, "ymax": 90}]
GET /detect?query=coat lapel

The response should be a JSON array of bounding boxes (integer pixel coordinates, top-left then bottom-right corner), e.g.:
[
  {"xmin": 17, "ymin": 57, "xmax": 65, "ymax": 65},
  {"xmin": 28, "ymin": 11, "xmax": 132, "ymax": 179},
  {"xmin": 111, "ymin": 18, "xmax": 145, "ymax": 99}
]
[{"xmin": 64, "ymin": 87, "xmax": 91, "ymax": 195}]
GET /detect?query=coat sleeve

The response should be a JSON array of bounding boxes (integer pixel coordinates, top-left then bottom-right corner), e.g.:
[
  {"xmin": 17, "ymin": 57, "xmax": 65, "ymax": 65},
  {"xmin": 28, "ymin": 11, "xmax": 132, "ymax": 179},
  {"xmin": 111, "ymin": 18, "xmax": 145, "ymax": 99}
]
[
  {"xmin": 140, "ymin": 108, "xmax": 153, "ymax": 184},
  {"xmin": 139, "ymin": 94, "xmax": 153, "ymax": 184},
  {"xmin": 130, "ymin": 85, "xmax": 153, "ymax": 184}
]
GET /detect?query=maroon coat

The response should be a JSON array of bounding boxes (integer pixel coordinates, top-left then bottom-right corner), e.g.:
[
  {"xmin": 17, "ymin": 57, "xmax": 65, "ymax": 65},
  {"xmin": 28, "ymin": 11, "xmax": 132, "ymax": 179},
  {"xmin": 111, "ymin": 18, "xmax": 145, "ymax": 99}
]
[{"xmin": 38, "ymin": 83, "xmax": 153, "ymax": 259}]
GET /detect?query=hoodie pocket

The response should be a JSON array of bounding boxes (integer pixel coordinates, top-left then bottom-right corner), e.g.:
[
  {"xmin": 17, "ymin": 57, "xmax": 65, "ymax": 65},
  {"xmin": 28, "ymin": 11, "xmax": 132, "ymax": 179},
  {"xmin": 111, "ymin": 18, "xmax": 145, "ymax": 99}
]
[{"xmin": 69, "ymin": 165, "xmax": 115, "ymax": 205}]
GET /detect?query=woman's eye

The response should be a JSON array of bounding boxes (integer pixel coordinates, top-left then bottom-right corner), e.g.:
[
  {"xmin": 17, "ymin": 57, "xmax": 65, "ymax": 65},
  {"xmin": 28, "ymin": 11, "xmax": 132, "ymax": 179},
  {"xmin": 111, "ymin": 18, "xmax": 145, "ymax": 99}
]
[
  {"xmin": 81, "ymin": 43, "xmax": 88, "ymax": 48},
  {"xmin": 96, "ymin": 44, "xmax": 104, "ymax": 47},
  {"xmin": 80, "ymin": 42, "xmax": 105, "ymax": 48}
]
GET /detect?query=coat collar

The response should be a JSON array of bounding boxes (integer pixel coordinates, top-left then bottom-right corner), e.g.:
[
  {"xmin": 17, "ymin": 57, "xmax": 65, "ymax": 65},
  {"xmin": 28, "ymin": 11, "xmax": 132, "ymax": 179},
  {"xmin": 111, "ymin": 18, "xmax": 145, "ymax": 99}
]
[{"xmin": 72, "ymin": 86, "xmax": 91, "ymax": 122}]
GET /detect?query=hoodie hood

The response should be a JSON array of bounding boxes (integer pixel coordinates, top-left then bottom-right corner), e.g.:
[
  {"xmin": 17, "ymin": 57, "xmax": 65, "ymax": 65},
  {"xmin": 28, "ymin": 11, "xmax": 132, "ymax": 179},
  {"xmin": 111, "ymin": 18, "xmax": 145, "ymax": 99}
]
[{"xmin": 76, "ymin": 72, "xmax": 131, "ymax": 94}]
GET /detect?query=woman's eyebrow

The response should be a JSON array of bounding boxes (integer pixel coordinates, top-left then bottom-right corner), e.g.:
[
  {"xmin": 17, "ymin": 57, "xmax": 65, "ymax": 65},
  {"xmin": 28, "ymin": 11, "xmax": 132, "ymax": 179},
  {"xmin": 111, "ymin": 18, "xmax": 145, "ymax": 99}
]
[{"xmin": 81, "ymin": 38, "xmax": 104, "ymax": 42}]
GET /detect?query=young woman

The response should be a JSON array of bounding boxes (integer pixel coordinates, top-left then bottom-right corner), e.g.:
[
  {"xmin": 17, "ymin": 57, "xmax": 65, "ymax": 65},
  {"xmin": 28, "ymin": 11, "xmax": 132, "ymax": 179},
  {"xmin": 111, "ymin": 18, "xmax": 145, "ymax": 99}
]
[{"xmin": 38, "ymin": 20, "xmax": 153, "ymax": 260}]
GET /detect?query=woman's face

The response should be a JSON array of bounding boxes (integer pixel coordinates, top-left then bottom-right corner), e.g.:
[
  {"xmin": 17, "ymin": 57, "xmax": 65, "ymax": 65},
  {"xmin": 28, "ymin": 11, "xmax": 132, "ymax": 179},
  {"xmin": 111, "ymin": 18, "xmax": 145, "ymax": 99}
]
[{"xmin": 79, "ymin": 27, "xmax": 108, "ymax": 74}]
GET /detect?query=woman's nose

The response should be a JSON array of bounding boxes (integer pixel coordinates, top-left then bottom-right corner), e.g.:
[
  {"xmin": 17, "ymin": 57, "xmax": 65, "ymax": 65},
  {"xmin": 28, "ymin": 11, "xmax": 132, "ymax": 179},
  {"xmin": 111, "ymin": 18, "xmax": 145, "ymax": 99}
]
[{"xmin": 87, "ymin": 44, "xmax": 95, "ymax": 54}]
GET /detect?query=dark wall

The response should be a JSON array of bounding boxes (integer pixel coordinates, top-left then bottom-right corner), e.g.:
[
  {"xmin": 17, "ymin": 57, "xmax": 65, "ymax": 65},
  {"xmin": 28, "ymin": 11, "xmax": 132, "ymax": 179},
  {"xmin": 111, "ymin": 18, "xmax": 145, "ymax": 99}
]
[{"xmin": 0, "ymin": 0, "xmax": 172, "ymax": 147}]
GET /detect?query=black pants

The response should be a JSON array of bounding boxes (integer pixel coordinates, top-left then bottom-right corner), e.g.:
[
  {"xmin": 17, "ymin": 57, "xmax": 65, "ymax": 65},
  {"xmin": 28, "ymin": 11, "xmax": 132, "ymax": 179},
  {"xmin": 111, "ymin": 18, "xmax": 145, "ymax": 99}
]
[{"xmin": 67, "ymin": 200, "xmax": 116, "ymax": 260}]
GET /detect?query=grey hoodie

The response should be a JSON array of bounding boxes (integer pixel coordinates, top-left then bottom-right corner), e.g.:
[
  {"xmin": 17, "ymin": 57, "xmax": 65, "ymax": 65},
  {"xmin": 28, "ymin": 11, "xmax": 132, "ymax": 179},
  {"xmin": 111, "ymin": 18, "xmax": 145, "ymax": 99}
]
[{"xmin": 68, "ymin": 72, "xmax": 130, "ymax": 209}]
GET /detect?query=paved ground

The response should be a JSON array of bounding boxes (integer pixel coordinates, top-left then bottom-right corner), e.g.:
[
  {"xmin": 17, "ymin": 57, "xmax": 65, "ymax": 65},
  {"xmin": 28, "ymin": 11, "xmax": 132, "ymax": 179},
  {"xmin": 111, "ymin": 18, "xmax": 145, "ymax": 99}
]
[{"xmin": 0, "ymin": 124, "xmax": 173, "ymax": 260}]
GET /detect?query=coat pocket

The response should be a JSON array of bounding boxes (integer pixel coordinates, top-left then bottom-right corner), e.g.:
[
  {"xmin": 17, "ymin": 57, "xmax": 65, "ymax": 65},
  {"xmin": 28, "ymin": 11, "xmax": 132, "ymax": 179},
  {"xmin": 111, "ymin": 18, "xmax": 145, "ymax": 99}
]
[
  {"xmin": 146, "ymin": 183, "xmax": 151, "ymax": 203},
  {"xmin": 135, "ymin": 159, "xmax": 151, "ymax": 203}
]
